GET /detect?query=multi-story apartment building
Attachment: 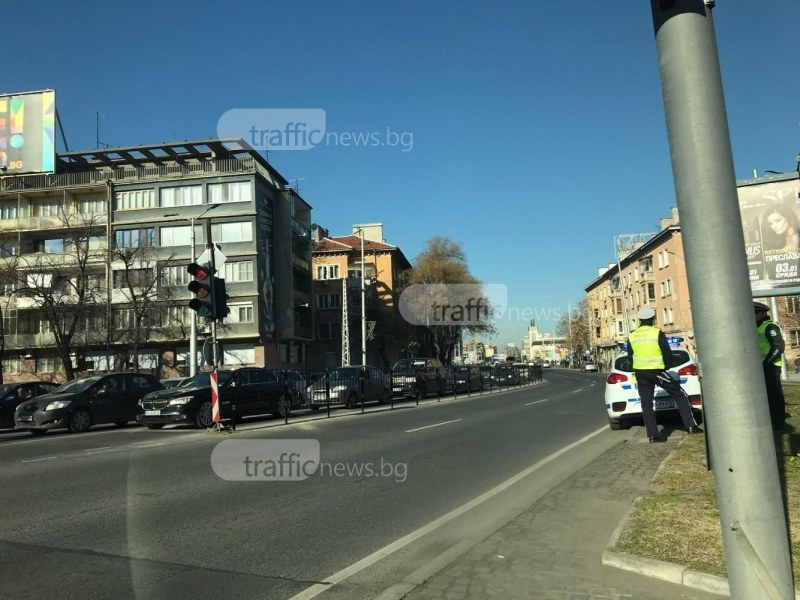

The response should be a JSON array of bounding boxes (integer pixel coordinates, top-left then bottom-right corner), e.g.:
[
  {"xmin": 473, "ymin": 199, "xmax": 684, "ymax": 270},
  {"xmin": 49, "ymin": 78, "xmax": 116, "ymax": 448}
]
[
  {"xmin": 585, "ymin": 218, "xmax": 691, "ymax": 369},
  {"xmin": 522, "ymin": 323, "xmax": 565, "ymax": 363},
  {"xmin": 0, "ymin": 139, "xmax": 312, "ymax": 382},
  {"xmin": 308, "ymin": 224, "xmax": 411, "ymax": 369}
]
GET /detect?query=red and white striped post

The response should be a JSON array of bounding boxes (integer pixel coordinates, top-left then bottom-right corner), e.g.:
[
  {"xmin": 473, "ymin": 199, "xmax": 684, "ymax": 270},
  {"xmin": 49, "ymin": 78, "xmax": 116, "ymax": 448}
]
[{"xmin": 210, "ymin": 370, "xmax": 220, "ymax": 425}]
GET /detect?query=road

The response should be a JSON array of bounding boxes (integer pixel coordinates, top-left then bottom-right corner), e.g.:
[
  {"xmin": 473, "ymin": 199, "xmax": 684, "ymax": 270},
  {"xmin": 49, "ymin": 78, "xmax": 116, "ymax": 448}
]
[{"xmin": 0, "ymin": 369, "xmax": 619, "ymax": 600}]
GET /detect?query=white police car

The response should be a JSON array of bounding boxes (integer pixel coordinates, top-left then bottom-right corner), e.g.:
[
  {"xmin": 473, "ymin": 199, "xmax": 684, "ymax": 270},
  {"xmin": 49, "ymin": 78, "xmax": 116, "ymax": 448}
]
[{"xmin": 605, "ymin": 337, "xmax": 703, "ymax": 430}]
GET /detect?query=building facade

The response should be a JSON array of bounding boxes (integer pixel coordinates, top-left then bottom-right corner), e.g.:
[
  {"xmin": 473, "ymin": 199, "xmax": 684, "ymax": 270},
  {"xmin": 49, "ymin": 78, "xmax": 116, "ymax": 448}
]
[
  {"xmin": 0, "ymin": 139, "xmax": 312, "ymax": 382},
  {"xmin": 585, "ymin": 220, "xmax": 693, "ymax": 369},
  {"xmin": 308, "ymin": 224, "xmax": 411, "ymax": 369}
]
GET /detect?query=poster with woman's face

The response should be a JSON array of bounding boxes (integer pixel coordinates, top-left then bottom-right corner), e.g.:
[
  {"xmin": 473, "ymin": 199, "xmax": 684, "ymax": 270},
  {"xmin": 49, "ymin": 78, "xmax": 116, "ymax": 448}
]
[{"xmin": 738, "ymin": 176, "xmax": 800, "ymax": 294}]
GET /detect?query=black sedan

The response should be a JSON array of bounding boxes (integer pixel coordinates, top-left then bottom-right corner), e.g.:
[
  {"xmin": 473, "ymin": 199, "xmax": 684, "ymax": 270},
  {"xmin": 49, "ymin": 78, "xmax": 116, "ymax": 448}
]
[
  {"xmin": 0, "ymin": 382, "xmax": 59, "ymax": 429},
  {"xmin": 15, "ymin": 373, "xmax": 163, "ymax": 434}
]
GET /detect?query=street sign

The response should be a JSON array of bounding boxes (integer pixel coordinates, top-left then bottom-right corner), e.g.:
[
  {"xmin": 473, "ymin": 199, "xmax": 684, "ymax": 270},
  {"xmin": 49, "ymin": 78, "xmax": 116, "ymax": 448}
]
[
  {"xmin": 202, "ymin": 338, "xmax": 221, "ymax": 366},
  {"xmin": 197, "ymin": 245, "xmax": 227, "ymax": 269}
]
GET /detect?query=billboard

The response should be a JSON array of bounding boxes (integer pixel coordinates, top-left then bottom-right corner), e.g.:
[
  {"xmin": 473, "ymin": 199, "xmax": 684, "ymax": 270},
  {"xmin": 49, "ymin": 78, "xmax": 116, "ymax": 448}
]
[
  {"xmin": 738, "ymin": 174, "xmax": 800, "ymax": 297},
  {"xmin": 0, "ymin": 89, "xmax": 56, "ymax": 175}
]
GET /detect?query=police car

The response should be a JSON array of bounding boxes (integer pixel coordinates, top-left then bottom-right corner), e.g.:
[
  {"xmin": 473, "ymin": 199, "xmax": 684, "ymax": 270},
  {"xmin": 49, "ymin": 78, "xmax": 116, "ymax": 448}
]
[{"xmin": 604, "ymin": 337, "xmax": 703, "ymax": 430}]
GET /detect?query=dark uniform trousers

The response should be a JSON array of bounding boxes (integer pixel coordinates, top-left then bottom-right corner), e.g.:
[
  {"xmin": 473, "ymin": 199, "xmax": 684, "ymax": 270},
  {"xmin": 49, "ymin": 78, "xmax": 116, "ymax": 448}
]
[
  {"xmin": 763, "ymin": 363, "xmax": 786, "ymax": 430},
  {"xmin": 635, "ymin": 369, "xmax": 697, "ymax": 438}
]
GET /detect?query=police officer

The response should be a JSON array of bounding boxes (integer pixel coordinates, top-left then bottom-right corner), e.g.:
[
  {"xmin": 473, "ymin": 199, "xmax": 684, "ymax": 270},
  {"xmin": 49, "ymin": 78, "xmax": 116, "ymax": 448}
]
[
  {"xmin": 628, "ymin": 307, "xmax": 701, "ymax": 442},
  {"xmin": 754, "ymin": 302, "xmax": 786, "ymax": 430}
]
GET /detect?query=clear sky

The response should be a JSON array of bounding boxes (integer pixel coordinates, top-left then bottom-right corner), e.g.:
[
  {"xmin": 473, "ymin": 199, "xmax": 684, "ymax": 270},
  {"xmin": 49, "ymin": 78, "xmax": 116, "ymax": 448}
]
[{"xmin": 4, "ymin": 0, "xmax": 799, "ymax": 347}]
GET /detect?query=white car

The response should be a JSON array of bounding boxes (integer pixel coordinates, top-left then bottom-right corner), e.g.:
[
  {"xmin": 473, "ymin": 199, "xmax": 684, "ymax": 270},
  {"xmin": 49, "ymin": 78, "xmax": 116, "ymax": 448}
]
[
  {"xmin": 541, "ymin": 360, "xmax": 551, "ymax": 368},
  {"xmin": 582, "ymin": 362, "xmax": 599, "ymax": 373},
  {"xmin": 604, "ymin": 342, "xmax": 703, "ymax": 430}
]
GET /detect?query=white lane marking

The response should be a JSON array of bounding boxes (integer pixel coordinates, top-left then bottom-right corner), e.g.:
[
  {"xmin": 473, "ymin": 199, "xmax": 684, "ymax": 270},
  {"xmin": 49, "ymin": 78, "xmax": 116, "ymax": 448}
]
[
  {"xmin": 525, "ymin": 399, "xmax": 548, "ymax": 406},
  {"xmin": 21, "ymin": 456, "xmax": 58, "ymax": 463},
  {"xmin": 132, "ymin": 442, "xmax": 162, "ymax": 448},
  {"xmin": 405, "ymin": 419, "xmax": 462, "ymax": 433},
  {"xmin": 288, "ymin": 425, "xmax": 608, "ymax": 600},
  {"xmin": 84, "ymin": 446, "xmax": 112, "ymax": 453},
  {"xmin": 572, "ymin": 388, "xmax": 584, "ymax": 394}
]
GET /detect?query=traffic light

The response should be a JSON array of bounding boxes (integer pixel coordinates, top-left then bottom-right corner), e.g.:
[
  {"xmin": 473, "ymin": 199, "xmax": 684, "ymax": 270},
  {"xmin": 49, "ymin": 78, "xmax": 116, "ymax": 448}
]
[
  {"xmin": 187, "ymin": 261, "xmax": 216, "ymax": 319},
  {"xmin": 213, "ymin": 277, "xmax": 230, "ymax": 321}
]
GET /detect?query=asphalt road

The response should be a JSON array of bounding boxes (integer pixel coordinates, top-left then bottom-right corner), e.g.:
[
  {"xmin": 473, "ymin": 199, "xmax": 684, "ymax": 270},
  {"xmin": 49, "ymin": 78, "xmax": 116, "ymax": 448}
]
[{"xmin": 0, "ymin": 369, "xmax": 621, "ymax": 600}]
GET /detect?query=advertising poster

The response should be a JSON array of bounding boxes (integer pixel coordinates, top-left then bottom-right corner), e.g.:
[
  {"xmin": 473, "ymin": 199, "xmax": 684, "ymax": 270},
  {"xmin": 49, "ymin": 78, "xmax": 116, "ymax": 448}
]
[
  {"xmin": 255, "ymin": 188, "xmax": 276, "ymax": 339},
  {"xmin": 0, "ymin": 90, "xmax": 56, "ymax": 174},
  {"xmin": 738, "ymin": 174, "xmax": 800, "ymax": 296}
]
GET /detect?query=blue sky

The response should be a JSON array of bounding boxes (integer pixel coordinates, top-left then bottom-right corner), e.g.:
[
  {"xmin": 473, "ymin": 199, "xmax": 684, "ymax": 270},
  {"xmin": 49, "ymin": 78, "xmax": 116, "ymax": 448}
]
[{"xmin": 5, "ymin": 0, "xmax": 800, "ymax": 347}]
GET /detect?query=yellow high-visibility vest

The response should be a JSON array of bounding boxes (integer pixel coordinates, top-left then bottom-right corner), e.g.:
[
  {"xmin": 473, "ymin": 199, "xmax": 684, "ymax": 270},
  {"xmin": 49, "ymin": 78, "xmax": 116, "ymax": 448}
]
[
  {"xmin": 758, "ymin": 320, "xmax": 782, "ymax": 367},
  {"xmin": 629, "ymin": 325, "xmax": 664, "ymax": 370}
]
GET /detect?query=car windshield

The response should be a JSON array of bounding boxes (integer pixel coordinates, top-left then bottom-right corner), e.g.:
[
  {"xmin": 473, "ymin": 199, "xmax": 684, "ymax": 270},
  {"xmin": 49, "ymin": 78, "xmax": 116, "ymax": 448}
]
[
  {"xmin": 329, "ymin": 368, "xmax": 360, "ymax": 380},
  {"xmin": 393, "ymin": 360, "xmax": 428, "ymax": 371},
  {"xmin": 52, "ymin": 376, "xmax": 103, "ymax": 394},
  {"xmin": 179, "ymin": 371, "xmax": 234, "ymax": 389}
]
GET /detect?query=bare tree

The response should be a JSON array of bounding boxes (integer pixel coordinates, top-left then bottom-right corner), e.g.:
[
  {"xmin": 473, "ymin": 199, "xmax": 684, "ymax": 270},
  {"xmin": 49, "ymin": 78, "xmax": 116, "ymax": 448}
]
[
  {"xmin": 0, "ymin": 247, "xmax": 21, "ymax": 384},
  {"xmin": 16, "ymin": 209, "xmax": 107, "ymax": 380},
  {"xmin": 108, "ymin": 242, "xmax": 181, "ymax": 374},
  {"xmin": 556, "ymin": 298, "xmax": 591, "ymax": 362},
  {"xmin": 401, "ymin": 237, "xmax": 494, "ymax": 364}
]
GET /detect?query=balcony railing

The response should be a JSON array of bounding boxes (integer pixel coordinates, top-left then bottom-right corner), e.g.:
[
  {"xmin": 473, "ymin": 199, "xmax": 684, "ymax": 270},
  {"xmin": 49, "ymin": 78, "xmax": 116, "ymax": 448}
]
[{"xmin": 0, "ymin": 156, "xmax": 276, "ymax": 194}]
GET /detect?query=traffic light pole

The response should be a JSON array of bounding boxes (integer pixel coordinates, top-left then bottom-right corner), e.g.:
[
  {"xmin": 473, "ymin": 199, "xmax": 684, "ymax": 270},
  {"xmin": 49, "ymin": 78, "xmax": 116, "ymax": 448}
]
[
  {"xmin": 650, "ymin": 2, "xmax": 794, "ymax": 597},
  {"xmin": 204, "ymin": 219, "xmax": 220, "ymax": 369},
  {"xmin": 189, "ymin": 220, "xmax": 198, "ymax": 377}
]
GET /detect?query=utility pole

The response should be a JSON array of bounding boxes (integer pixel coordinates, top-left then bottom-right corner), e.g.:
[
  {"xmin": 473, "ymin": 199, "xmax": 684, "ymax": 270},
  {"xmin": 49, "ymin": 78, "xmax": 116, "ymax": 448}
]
[{"xmin": 650, "ymin": 2, "xmax": 794, "ymax": 597}]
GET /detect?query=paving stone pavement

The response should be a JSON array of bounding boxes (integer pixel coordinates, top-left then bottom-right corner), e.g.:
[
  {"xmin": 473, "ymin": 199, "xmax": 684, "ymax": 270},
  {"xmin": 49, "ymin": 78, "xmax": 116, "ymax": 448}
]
[{"xmin": 401, "ymin": 434, "xmax": 723, "ymax": 600}]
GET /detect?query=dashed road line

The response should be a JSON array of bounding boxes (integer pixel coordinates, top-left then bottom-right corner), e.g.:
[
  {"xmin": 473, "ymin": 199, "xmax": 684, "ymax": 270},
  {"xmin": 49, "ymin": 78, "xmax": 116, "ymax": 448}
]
[
  {"xmin": 405, "ymin": 419, "xmax": 462, "ymax": 433},
  {"xmin": 525, "ymin": 399, "xmax": 548, "ymax": 406}
]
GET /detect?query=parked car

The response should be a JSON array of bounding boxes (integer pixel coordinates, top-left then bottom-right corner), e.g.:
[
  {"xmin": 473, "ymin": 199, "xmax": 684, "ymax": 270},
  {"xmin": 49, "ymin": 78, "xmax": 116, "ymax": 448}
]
[
  {"xmin": 275, "ymin": 370, "xmax": 308, "ymax": 406},
  {"xmin": 450, "ymin": 365, "xmax": 482, "ymax": 393},
  {"xmin": 308, "ymin": 366, "xmax": 390, "ymax": 409},
  {"xmin": 137, "ymin": 368, "xmax": 294, "ymax": 429},
  {"xmin": 391, "ymin": 358, "xmax": 446, "ymax": 399},
  {"xmin": 160, "ymin": 377, "xmax": 190, "ymax": 389},
  {"xmin": 0, "ymin": 382, "xmax": 59, "ymax": 429},
  {"xmin": 492, "ymin": 364, "xmax": 521, "ymax": 386},
  {"xmin": 583, "ymin": 361, "xmax": 599, "ymax": 373},
  {"xmin": 541, "ymin": 360, "xmax": 551, "ymax": 368},
  {"xmin": 15, "ymin": 373, "xmax": 163, "ymax": 434},
  {"xmin": 605, "ymin": 346, "xmax": 703, "ymax": 430}
]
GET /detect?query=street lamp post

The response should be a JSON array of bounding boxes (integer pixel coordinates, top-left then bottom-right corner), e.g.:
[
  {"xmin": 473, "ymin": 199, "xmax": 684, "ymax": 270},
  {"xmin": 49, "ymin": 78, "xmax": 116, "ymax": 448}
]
[
  {"xmin": 164, "ymin": 204, "xmax": 219, "ymax": 376},
  {"xmin": 359, "ymin": 228, "xmax": 367, "ymax": 366}
]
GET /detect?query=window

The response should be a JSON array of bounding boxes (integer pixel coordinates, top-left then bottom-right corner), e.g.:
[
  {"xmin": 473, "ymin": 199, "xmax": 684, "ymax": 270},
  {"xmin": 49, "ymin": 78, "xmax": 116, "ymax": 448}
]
[
  {"xmin": 113, "ymin": 268, "xmax": 154, "ymax": 289},
  {"xmin": 210, "ymin": 221, "xmax": 253, "ymax": 243},
  {"xmin": 161, "ymin": 305, "xmax": 192, "ymax": 327},
  {"xmin": 316, "ymin": 264, "xmax": 340, "ymax": 280},
  {"xmin": 36, "ymin": 356, "xmax": 60, "ymax": 374},
  {"xmin": 85, "ymin": 353, "xmax": 112, "ymax": 372},
  {"xmin": 226, "ymin": 302, "xmax": 254, "ymax": 323},
  {"xmin": 647, "ymin": 283, "xmax": 655, "ymax": 300},
  {"xmin": 788, "ymin": 297, "xmax": 800, "ymax": 314},
  {"xmin": 0, "ymin": 241, "xmax": 19, "ymax": 257},
  {"xmin": 2, "ymin": 308, "xmax": 17, "ymax": 336},
  {"xmin": 223, "ymin": 260, "xmax": 254, "ymax": 282},
  {"xmin": 1, "ymin": 279, "xmax": 16, "ymax": 295},
  {"xmin": 317, "ymin": 293, "xmax": 341, "ymax": 309},
  {"xmin": 4, "ymin": 357, "xmax": 20, "ymax": 375},
  {"xmin": 78, "ymin": 197, "xmax": 105, "ymax": 214},
  {"xmin": 0, "ymin": 202, "xmax": 17, "ymax": 219},
  {"xmin": 114, "ymin": 309, "xmax": 135, "ymax": 329},
  {"xmin": 115, "ymin": 228, "xmax": 155, "ymax": 248},
  {"xmin": 318, "ymin": 322, "xmax": 342, "ymax": 339},
  {"xmin": 209, "ymin": 181, "xmax": 251, "ymax": 204},
  {"xmin": 160, "ymin": 185, "xmax": 202, "ymax": 207},
  {"xmin": 117, "ymin": 189, "xmax": 155, "ymax": 210},
  {"xmin": 33, "ymin": 200, "xmax": 62, "ymax": 218},
  {"xmin": 348, "ymin": 263, "xmax": 375, "ymax": 278},
  {"xmin": 162, "ymin": 266, "xmax": 191, "ymax": 287},
  {"xmin": 38, "ymin": 238, "xmax": 67, "ymax": 253},
  {"xmin": 790, "ymin": 330, "xmax": 800, "ymax": 348},
  {"xmin": 160, "ymin": 225, "xmax": 193, "ymax": 247},
  {"xmin": 222, "ymin": 344, "xmax": 255, "ymax": 366}
]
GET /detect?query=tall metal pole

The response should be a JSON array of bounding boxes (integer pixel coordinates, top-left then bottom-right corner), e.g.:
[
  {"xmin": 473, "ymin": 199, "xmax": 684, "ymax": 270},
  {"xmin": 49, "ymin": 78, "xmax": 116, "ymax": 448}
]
[
  {"xmin": 650, "ymin": 2, "xmax": 794, "ymax": 597},
  {"xmin": 189, "ymin": 217, "xmax": 198, "ymax": 377},
  {"xmin": 614, "ymin": 236, "xmax": 631, "ymax": 337},
  {"xmin": 360, "ymin": 228, "xmax": 367, "ymax": 366}
]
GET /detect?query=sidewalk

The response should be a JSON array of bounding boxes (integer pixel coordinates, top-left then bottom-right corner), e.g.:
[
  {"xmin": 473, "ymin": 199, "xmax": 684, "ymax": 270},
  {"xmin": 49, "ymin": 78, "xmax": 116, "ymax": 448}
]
[{"xmin": 397, "ymin": 429, "xmax": 724, "ymax": 600}]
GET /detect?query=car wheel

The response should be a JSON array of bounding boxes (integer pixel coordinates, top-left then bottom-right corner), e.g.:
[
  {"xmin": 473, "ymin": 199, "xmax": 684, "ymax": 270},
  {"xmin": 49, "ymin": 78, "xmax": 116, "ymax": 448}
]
[
  {"xmin": 608, "ymin": 418, "xmax": 627, "ymax": 431},
  {"xmin": 379, "ymin": 388, "xmax": 389, "ymax": 405},
  {"xmin": 310, "ymin": 405, "xmax": 321, "ymax": 411},
  {"xmin": 346, "ymin": 392, "xmax": 358, "ymax": 409},
  {"xmin": 114, "ymin": 421, "xmax": 129, "ymax": 427},
  {"xmin": 274, "ymin": 395, "xmax": 291, "ymax": 418},
  {"xmin": 195, "ymin": 401, "xmax": 214, "ymax": 428},
  {"xmin": 68, "ymin": 408, "xmax": 92, "ymax": 433},
  {"xmin": 145, "ymin": 423, "xmax": 165, "ymax": 430}
]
